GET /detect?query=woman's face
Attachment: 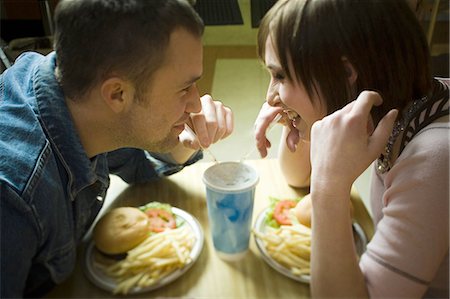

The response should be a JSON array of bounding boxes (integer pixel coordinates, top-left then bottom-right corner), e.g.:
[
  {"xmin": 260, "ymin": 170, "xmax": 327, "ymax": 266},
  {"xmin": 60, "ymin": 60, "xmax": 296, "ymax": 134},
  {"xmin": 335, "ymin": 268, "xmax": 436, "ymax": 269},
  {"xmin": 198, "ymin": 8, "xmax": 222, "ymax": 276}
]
[{"xmin": 264, "ymin": 36, "xmax": 326, "ymax": 141}]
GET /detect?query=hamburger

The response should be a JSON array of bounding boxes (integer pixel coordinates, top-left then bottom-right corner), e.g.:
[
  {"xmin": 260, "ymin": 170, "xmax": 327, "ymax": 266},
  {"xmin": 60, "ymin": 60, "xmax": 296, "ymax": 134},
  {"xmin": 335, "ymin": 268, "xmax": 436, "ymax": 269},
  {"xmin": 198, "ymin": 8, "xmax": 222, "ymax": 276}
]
[
  {"xmin": 267, "ymin": 194, "xmax": 354, "ymax": 229},
  {"xmin": 265, "ymin": 197, "xmax": 300, "ymax": 228},
  {"xmin": 293, "ymin": 194, "xmax": 313, "ymax": 228},
  {"xmin": 292, "ymin": 193, "xmax": 354, "ymax": 228},
  {"xmin": 93, "ymin": 207, "xmax": 150, "ymax": 255},
  {"xmin": 93, "ymin": 202, "xmax": 177, "ymax": 255}
]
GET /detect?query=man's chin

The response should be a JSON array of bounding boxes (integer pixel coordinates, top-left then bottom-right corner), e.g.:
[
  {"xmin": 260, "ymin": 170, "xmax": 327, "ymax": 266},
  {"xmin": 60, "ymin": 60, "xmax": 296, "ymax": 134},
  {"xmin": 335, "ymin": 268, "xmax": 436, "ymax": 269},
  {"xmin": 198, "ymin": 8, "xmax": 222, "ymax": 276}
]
[{"xmin": 144, "ymin": 136, "xmax": 179, "ymax": 153}]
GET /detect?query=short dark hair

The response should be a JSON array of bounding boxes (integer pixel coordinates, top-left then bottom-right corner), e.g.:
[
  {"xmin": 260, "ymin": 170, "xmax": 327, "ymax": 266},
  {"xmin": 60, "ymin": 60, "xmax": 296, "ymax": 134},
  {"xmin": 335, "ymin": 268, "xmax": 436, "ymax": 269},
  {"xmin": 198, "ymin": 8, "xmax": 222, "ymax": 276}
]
[
  {"xmin": 258, "ymin": 0, "xmax": 432, "ymax": 123},
  {"xmin": 54, "ymin": 0, "xmax": 204, "ymax": 99}
]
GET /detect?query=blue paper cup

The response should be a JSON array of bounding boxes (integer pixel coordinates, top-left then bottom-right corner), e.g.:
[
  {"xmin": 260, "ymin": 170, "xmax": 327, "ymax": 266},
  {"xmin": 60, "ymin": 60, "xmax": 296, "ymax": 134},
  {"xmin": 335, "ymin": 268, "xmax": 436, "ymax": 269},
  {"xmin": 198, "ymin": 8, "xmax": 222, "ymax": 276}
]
[{"xmin": 203, "ymin": 162, "xmax": 259, "ymax": 261}]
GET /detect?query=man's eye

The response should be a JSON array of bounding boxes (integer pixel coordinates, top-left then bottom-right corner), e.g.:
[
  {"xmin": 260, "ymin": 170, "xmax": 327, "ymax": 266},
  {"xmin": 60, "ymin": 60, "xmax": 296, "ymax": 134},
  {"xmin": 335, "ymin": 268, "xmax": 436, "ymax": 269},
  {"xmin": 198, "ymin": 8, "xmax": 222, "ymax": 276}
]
[{"xmin": 181, "ymin": 86, "xmax": 191, "ymax": 93}]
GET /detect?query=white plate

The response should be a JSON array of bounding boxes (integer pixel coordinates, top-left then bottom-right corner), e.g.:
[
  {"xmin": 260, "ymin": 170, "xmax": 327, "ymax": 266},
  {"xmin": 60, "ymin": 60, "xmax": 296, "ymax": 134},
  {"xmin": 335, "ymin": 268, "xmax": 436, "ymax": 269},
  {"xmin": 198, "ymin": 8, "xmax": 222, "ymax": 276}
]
[
  {"xmin": 253, "ymin": 207, "xmax": 367, "ymax": 283},
  {"xmin": 83, "ymin": 207, "xmax": 204, "ymax": 294}
]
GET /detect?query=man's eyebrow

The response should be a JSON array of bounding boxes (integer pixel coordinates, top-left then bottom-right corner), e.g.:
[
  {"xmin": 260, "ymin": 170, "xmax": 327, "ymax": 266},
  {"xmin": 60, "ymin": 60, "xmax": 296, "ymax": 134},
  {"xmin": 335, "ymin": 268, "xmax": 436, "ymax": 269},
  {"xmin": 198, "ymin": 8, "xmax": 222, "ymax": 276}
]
[{"xmin": 184, "ymin": 75, "xmax": 202, "ymax": 85}]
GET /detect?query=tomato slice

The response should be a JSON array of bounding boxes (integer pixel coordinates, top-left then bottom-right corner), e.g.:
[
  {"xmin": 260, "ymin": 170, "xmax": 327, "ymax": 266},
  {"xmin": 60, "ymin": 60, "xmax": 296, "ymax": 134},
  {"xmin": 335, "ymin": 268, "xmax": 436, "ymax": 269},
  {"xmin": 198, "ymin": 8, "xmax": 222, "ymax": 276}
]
[
  {"xmin": 273, "ymin": 200, "xmax": 297, "ymax": 225},
  {"xmin": 144, "ymin": 208, "xmax": 176, "ymax": 233}
]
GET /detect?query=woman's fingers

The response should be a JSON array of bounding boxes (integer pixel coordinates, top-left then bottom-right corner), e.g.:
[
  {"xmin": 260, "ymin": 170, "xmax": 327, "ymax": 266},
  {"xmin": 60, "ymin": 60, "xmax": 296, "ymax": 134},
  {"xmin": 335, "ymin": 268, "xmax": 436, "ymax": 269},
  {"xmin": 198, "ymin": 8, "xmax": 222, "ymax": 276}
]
[
  {"xmin": 254, "ymin": 103, "xmax": 284, "ymax": 157},
  {"xmin": 286, "ymin": 122, "xmax": 300, "ymax": 152},
  {"xmin": 368, "ymin": 109, "xmax": 398, "ymax": 157},
  {"xmin": 350, "ymin": 91, "xmax": 383, "ymax": 119}
]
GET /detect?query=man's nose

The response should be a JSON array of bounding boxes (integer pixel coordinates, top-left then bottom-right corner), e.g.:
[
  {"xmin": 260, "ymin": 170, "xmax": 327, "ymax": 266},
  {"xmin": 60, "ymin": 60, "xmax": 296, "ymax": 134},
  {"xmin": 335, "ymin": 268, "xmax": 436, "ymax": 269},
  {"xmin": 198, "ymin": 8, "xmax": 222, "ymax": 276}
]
[{"xmin": 186, "ymin": 84, "xmax": 201, "ymax": 113}]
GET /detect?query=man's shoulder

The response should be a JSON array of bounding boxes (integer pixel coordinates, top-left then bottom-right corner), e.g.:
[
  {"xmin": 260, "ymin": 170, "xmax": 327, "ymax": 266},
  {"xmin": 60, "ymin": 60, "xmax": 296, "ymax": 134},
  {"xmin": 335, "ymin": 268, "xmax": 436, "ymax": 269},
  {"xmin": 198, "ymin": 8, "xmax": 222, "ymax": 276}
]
[
  {"xmin": 2, "ymin": 51, "xmax": 45, "ymax": 82},
  {"xmin": 14, "ymin": 51, "xmax": 46, "ymax": 66},
  {"xmin": 0, "ymin": 111, "xmax": 52, "ymax": 198},
  {"xmin": 0, "ymin": 50, "xmax": 55, "ymax": 194}
]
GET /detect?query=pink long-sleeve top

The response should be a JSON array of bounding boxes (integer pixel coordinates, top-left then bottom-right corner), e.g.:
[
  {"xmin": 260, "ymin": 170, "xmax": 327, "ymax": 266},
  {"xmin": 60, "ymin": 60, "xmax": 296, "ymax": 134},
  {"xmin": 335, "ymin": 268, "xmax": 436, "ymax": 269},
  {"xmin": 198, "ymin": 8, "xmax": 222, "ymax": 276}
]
[{"xmin": 360, "ymin": 79, "xmax": 449, "ymax": 298}]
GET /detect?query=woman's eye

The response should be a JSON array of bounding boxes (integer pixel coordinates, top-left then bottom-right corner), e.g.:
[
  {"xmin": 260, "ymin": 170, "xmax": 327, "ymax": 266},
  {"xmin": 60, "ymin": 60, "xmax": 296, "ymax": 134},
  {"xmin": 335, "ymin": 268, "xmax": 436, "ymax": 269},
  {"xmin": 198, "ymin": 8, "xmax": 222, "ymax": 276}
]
[
  {"xmin": 274, "ymin": 73, "xmax": 285, "ymax": 80},
  {"xmin": 271, "ymin": 71, "xmax": 285, "ymax": 81}
]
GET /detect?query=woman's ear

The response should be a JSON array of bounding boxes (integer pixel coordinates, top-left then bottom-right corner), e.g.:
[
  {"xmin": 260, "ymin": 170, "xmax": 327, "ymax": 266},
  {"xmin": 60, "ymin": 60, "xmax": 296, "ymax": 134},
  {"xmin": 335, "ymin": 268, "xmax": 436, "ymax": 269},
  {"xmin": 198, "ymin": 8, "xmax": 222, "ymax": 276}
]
[
  {"xmin": 100, "ymin": 77, "xmax": 135, "ymax": 113},
  {"xmin": 341, "ymin": 57, "xmax": 358, "ymax": 86}
]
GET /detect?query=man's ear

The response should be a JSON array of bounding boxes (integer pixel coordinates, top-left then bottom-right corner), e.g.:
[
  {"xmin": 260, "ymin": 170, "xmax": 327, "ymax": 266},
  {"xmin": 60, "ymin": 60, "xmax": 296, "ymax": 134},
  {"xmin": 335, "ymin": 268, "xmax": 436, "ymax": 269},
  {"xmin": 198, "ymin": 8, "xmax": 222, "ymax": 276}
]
[
  {"xmin": 100, "ymin": 77, "xmax": 135, "ymax": 113},
  {"xmin": 341, "ymin": 57, "xmax": 358, "ymax": 86}
]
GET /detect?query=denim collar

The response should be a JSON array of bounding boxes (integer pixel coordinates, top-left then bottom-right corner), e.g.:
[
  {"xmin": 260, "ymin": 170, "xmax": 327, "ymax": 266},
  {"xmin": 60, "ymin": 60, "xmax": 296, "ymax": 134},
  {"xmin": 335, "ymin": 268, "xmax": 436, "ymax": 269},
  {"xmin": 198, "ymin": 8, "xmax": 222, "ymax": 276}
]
[{"xmin": 34, "ymin": 52, "xmax": 109, "ymax": 197}]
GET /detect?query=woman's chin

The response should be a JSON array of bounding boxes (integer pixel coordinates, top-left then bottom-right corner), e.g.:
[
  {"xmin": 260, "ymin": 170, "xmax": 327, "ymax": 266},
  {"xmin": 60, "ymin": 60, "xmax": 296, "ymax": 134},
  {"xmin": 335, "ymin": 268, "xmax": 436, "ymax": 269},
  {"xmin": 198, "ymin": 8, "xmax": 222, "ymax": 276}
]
[{"xmin": 298, "ymin": 130, "xmax": 311, "ymax": 142}]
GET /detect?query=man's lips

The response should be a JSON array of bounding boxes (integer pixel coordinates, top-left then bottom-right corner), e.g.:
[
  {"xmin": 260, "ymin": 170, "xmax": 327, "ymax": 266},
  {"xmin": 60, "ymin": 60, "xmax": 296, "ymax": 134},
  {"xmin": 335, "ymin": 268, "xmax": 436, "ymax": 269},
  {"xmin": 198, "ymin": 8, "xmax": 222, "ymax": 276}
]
[
  {"xmin": 173, "ymin": 123, "xmax": 186, "ymax": 133},
  {"xmin": 173, "ymin": 116, "xmax": 190, "ymax": 128}
]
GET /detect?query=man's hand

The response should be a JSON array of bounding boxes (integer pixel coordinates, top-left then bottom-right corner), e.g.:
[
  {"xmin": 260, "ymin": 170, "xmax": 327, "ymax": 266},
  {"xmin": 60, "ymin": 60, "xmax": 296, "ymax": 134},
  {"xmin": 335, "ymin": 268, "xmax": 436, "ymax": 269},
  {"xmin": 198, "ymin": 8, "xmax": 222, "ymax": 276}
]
[{"xmin": 179, "ymin": 94, "xmax": 233, "ymax": 150}]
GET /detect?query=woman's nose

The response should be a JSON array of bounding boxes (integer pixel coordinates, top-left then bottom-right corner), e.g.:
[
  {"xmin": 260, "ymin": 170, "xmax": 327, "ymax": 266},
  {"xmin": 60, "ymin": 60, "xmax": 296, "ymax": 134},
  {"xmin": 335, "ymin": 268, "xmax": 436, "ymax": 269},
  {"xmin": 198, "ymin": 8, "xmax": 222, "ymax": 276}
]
[
  {"xmin": 266, "ymin": 81, "xmax": 283, "ymax": 106},
  {"xmin": 266, "ymin": 90, "xmax": 281, "ymax": 107}
]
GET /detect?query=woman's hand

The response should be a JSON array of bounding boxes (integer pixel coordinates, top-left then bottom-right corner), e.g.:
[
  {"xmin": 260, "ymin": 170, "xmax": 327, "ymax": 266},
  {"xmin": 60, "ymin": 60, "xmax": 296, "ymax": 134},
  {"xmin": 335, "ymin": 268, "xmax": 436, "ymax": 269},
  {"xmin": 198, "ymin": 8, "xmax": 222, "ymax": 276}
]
[
  {"xmin": 180, "ymin": 94, "xmax": 234, "ymax": 150},
  {"xmin": 254, "ymin": 101, "xmax": 303, "ymax": 158},
  {"xmin": 254, "ymin": 102, "xmax": 284, "ymax": 158},
  {"xmin": 310, "ymin": 91, "xmax": 398, "ymax": 193}
]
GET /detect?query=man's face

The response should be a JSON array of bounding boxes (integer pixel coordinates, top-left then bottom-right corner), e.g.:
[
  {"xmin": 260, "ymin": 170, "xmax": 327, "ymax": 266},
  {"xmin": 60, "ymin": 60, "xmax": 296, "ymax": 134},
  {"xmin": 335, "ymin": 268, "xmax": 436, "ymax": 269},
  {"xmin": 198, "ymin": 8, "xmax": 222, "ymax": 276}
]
[{"xmin": 123, "ymin": 28, "xmax": 203, "ymax": 152}]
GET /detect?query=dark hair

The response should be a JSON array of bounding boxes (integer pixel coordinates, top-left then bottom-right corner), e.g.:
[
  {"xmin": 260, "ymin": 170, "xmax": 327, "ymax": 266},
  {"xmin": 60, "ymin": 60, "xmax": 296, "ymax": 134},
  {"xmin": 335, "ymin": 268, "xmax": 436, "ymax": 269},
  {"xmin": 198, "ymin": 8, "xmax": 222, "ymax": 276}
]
[
  {"xmin": 54, "ymin": 0, "xmax": 204, "ymax": 99},
  {"xmin": 258, "ymin": 0, "xmax": 432, "ymax": 123}
]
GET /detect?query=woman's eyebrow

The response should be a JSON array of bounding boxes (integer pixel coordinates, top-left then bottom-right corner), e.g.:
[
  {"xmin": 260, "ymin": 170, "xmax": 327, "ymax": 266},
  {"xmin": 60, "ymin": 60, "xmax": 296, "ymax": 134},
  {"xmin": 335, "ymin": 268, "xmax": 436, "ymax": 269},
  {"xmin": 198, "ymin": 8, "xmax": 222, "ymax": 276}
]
[{"xmin": 266, "ymin": 64, "xmax": 282, "ymax": 72}]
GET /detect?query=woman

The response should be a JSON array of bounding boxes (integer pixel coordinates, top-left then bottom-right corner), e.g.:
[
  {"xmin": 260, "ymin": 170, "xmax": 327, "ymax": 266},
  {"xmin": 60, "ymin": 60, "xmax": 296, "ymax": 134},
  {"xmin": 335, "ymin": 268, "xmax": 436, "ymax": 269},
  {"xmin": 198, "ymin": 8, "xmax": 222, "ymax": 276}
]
[{"xmin": 254, "ymin": 0, "xmax": 449, "ymax": 297}]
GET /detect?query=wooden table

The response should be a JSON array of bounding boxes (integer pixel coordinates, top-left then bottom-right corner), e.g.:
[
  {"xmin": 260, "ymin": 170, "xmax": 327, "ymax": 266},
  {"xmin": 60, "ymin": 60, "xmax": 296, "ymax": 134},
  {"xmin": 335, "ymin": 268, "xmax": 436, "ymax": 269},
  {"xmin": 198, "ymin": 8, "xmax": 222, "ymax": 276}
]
[{"xmin": 46, "ymin": 159, "xmax": 373, "ymax": 298}]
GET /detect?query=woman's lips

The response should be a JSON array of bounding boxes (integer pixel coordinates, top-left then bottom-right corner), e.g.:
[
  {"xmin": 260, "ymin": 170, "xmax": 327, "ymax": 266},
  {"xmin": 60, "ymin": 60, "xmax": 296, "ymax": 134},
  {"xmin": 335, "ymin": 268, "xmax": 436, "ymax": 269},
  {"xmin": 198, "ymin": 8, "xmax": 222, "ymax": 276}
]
[
  {"xmin": 292, "ymin": 116, "xmax": 301, "ymax": 129},
  {"xmin": 283, "ymin": 109, "xmax": 308, "ymax": 141},
  {"xmin": 283, "ymin": 109, "xmax": 301, "ymax": 128}
]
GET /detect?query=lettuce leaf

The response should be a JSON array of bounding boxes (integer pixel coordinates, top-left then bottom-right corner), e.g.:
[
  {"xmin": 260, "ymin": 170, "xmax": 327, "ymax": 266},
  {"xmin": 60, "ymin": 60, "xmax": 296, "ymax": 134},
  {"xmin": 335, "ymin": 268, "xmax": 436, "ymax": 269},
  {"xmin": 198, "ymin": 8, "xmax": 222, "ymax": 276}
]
[
  {"xmin": 139, "ymin": 201, "xmax": 173, "ymax": 214},
  {"xmin": 139, "ymin": 201, "xmax": 185, "ymax": 228},
  {"xmin": 265, "ymin": 196, "xmax": 302, "ymax": 229}
]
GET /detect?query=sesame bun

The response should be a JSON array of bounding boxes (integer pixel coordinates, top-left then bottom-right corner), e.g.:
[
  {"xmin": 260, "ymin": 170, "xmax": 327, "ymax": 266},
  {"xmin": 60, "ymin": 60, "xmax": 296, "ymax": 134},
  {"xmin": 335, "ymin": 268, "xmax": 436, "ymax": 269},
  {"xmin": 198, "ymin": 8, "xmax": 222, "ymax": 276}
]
[
  {"xmin": 293, "ymin": 194, "xmax": 355, "ymax": 228},
  {"xmin": 293, "ymin": 194, "xmax": 313, "ymax": 228},
  {"xmin": 93, "ymin": 207, "xmax": 150, "ymax": 255}
]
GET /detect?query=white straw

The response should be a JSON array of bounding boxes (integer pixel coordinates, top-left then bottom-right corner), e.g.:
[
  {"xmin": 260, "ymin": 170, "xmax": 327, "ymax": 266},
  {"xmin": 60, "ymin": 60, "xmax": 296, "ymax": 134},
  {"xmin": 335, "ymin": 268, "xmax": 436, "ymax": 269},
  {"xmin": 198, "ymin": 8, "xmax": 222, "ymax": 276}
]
[
  {"xmin": 184, "ymin": 124, "xmax": 219, "ymax": 163},
  {"xmin": 240, "ymin": 113, "xmax": 282, "ymax": 161}
]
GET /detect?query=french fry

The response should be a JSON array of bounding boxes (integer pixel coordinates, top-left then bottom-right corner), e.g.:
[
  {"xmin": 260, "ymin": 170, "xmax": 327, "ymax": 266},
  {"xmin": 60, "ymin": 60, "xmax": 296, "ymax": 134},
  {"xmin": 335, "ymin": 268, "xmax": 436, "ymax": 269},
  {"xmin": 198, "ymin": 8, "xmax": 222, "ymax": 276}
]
[
  {"xmin": 254, "ymin": 222, "xmax": 312, "ymax": 276},
  {"xmin": 95, "ymin": 224, "xmax": 196, "ymax": 294}
]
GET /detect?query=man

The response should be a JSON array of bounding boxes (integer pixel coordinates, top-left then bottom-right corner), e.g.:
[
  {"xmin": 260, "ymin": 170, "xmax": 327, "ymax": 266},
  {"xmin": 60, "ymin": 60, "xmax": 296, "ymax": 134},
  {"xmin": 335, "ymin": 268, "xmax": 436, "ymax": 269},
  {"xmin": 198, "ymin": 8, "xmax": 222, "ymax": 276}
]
[{"xmin": 0, "ymin": 0, "xmax": 233, "ymax": 297}]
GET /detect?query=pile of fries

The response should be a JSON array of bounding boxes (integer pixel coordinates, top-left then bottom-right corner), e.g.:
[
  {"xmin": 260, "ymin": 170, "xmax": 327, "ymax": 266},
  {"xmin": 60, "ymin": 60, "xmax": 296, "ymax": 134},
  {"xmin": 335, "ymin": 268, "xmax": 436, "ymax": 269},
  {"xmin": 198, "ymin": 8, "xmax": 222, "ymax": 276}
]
[
  {"xmin": 95, "ymin": 224, "xmax": 196, "ymax": 294},
  {"xmin": 254, "ymin": 222, "xmax": 311, "ymax": 276}
]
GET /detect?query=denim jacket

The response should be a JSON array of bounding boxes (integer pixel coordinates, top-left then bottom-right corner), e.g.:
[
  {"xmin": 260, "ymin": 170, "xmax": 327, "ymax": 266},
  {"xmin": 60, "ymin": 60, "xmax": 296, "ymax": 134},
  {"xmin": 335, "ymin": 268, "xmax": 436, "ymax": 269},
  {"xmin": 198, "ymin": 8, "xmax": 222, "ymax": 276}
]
[{"xmin": 0, "ymin": 52, "xmax": 201, "ymax": 298}]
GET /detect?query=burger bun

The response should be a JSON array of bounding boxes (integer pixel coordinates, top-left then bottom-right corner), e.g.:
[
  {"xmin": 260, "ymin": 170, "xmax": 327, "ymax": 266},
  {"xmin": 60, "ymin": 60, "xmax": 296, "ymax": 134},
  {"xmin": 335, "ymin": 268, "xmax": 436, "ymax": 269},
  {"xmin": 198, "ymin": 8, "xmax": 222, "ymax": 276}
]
[
  {"xmin": 93, "ymin": 207, "xmax": 150, "ymax": 255},
  {"xmin": 293, "ymin": 194, "xmax": 313, "ymax": 228},
  {"xmin": 293, "ymin": 194, "xmax": 355, "ymax": 228}
]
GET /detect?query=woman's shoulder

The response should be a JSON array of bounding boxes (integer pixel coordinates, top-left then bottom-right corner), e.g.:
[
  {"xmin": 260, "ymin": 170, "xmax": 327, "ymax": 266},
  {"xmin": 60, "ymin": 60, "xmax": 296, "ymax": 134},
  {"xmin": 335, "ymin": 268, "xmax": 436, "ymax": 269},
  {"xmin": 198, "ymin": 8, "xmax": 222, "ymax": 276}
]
[
  {"xmin": 395, "ymin": 118, "xmax": 448, "ymax": 184},
  {"xmin": 399, "ymin": 79, "xmax": 449, "ymax": 153},
  {"xmin": 432, "ymin": 77, "xmax": 450, "ymax": 100},
  {"xmin": 434, "ymin": 77, "xmax": 450, "ymax": 88},
  {"xmin": 402, "ymin": 117, "xmax": 448, "ymax": 155}
]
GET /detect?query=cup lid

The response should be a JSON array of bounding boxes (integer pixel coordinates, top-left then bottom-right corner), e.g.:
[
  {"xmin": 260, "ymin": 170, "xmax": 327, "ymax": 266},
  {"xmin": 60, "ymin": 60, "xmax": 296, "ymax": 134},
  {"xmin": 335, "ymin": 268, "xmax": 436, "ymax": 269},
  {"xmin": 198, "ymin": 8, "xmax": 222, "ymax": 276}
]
[{"xmin": 203, "ymin": 162, "xmax": 259, "ymax": 193}]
